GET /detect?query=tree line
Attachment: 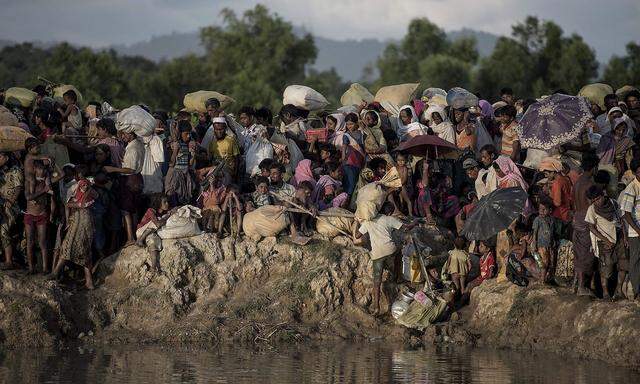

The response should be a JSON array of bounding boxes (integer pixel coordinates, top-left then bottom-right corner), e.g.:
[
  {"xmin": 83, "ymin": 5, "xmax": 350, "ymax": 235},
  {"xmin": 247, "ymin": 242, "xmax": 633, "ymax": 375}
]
[{"xmin": 0, "ymin": 5, "xmax": 638, "ymax": 113}]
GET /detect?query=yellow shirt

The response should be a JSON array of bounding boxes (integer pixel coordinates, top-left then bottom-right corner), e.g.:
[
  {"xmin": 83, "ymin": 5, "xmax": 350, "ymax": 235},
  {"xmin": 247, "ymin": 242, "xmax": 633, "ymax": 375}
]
[{"xmin": 209, "ymin": 135, "xmax": 240, "ymax": 174}]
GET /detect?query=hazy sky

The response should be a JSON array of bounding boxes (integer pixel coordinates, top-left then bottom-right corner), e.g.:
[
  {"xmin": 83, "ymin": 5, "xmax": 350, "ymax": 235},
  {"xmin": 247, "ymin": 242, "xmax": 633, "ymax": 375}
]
[{"xmin": 0, "ymin": 0, "xmax": 638, "ymax": 61}]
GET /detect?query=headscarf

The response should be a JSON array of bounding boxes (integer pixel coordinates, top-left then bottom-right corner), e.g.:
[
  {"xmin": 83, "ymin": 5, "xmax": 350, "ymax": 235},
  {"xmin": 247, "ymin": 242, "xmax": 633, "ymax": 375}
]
[
  {"xmin": 312, "ymin": 174, "xmax": 342, "ymax": 204},
  {"xmin": 424, "ymin": 104, "xmax": 456, "ymax": 145},
  {"xmin": 596, "ymin": 119, "xmax": 634, "ymax": 165},
  {"xmin": 329, "ymin": 113, "xmax": 347, "ymax": 148},
  {"xmin": 292, "ymin": 159, "xmax": 316, "ymax": 190},
  {"xmin": 538, "ymin": 157, "xmax": 563, "ymax": 172},
  {"xmin": 479, "ymin": 100, "xmax": 494, "ymax": 118},
  {"xmin": 607, "ymin": 107, "xmax": 636, "ymax": 137},
  {"xmin": 397, "ymin": 104, "xmax": 426, "ymax": 141},
  {"xmin": 494, "ymin": 156, "xmax": 528, "ymax": 191},
  {"xmin": 360, "ymin": 109, "xmax": 388, "ymax": 155}
]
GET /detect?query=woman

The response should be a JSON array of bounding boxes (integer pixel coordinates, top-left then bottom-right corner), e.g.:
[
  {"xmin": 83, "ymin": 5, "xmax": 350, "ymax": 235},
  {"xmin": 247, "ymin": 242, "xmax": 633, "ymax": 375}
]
[
  {"xmin": 51, "ymin": 168, "xmax": 97, "ymax": 290},
  {"xmin": 597, "ymin": 118, "xmax": 634, "ymax": 174},
  {"xmin": 165, "ymin": 121, "xmax": 196, "ymax": 205},
  {"xmin": 0, "ymin": 152, "xmax": 23, "ymax": 270},
  {"xmin": 328, "ymin": 113, "xmax": 347, "ymax": 149},
  {"xmin": 452, "ymin": 108, "xmax": 477, "ymax": 151},
  {"xmin": 397, "ymin": 105, "xmax": 427, "ymax": 141},
  {"xmin": 424, "ymin": 104, "xmax": 456, "ymax": 145},
  {"xmin": 292, "ymin": 159, "xmax": 316, "ymax": 190},
  {"xmin": 341, "ymin": 113, "xmax": 366, "ymax": 195}
]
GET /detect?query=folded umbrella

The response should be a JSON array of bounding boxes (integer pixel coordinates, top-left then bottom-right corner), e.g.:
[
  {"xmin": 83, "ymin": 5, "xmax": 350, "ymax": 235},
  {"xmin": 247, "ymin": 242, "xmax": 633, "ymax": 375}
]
[
  {"xmin": 517, "ymin": 94, "xmax": 592, "ymax": 150},
  {"xmin": 460, "ymin": 187, "xmax": 527, "ymax": 241},
  {"xmin": 395, "ymin": 134, "xmax": 459, "ymax": 158}
]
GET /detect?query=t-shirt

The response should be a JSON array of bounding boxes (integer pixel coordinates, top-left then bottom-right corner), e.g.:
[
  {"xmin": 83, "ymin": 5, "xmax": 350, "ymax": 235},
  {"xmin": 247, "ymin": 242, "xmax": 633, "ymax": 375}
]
[
  {"xmin": 585, "ymin": 202, "xmax": 621, "ymax": 257},
  {"xmin": 209, "ymin": 135, "xmax": 240, "ymax": 174},
  {"xmin": 358, "ymin": 215, "xmax": 403, "ymax": 260},
  {"xmin": 122, "ymin": 138, "xmax": 144, "ymax": 173},
  {"xmin": 269, "ymin": 182, "xmax": 296, "ymax": 203},
  {"xmin": 551, "ymin": 175, "xmax": 573, "ymax": 222},
  {"xmin": 619, "ymin": 178, "xmax": 640, "ymax": 237},
  {"xmin": 532, "ymin": 215, "xmax": 556, "ymax": 248}
]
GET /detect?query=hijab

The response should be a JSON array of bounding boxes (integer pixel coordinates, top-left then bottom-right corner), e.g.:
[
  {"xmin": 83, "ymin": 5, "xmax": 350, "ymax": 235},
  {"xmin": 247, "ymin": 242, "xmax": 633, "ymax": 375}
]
[
  {"xmin": 292, "ymin": 159, "xmax": 316, "ymax": 189},
  {"xmin": 397, "ymin": 104, "xmax": 426, "ymax": 141},
  {"xmin": 479, "ymin": 100, "xmax": 494, "ymax": 118},
  {"xmin": 424, "ymin": 104, "xmax": 456, "ymax": 145},
  {"xmin": 494, "ymin": 156, "xmax": 528, "ymax": 191}
]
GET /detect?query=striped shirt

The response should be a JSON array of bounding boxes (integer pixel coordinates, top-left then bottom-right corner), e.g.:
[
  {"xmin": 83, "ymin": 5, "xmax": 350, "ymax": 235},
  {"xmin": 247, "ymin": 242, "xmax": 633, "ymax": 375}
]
[{"xmin": 619, "ymin": 178, "xmax": 640, "ymax": 237}]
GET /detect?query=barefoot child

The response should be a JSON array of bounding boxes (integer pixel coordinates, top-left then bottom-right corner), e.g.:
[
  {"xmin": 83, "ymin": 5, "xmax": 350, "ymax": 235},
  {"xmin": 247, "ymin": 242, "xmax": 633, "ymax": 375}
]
[
  {"xmin": 530, "ymin": 199, "xmax": 558, "ymax": 283},
  {"xmin": 136, "ymin": 193, "xmax": 173, "ymax": 272},
  {"xmin": 24, "ymin": 159, "xmax": 56, "ymax": 273},
  {"xmin": 353, "ymin": 202, "xmax": 417, "ymax": 315},
  {"xmin": 199, "ymin": 171, "xmax": 227, "ymax": 233},
  {"xmin": 445, "ymin": 237, "xmax": 472, "ymax": 294},
  {"xmin": 217, "ymin": 184, "xmax": 243, "ymax": 238},
  {"xmin": 394, "ymin": 152, "xmax": 413, "ymax": 217}
]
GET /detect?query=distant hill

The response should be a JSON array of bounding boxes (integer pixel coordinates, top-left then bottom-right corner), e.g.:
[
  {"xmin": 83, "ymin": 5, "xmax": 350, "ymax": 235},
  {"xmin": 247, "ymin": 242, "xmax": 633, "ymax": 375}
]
[{"xmin": 1, "ymin": 29, "xmax": 500, "ymax": 82}]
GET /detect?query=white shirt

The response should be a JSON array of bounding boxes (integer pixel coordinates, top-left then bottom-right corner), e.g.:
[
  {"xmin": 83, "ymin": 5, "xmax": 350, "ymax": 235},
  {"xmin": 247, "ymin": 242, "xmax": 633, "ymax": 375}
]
[
  {"xmin": 122, "ymin": 138, "xmax": 144, "ymax": 173},
  {"xmin": 584, "ymin": 202, "xmax": 620, "ymax": 257},
  {"xmin": 618, "ymin": 178, "xmax": 640, "ymax": 237},
  {"xmin": 358, "ymin": 215, "xmax": 403, "ymax": 260},
  {"xmin": 475, "ymin": 167, "xmax": 498, "ymax": 199}
]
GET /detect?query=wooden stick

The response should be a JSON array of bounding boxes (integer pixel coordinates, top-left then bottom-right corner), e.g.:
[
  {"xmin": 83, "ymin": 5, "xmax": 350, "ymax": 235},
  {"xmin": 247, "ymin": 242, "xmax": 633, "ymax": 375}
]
[
  {"xmin": 64, "ymin": 134, "xmax": 100, "ymax": 138},
  {"xmin": 285, "ymin": 208, "xmax": 355, "ymax": 218},
  {"xmin": 269, "ymin": 191, "xmax": 352, "ymax": 237}
]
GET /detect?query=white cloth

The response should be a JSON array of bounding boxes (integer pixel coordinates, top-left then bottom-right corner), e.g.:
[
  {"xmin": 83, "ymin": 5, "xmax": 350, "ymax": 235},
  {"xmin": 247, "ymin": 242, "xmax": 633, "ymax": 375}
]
[
  {"xmin": 141, "ymin": 135, "xmax": 165, "ymax": 194},
  {"xmin": 122, "ymin": 138, "xmax": 145, "ymax": 173},
  {"xmin": 200, "ymin": 119, "xmax": 237, "ymax": 152},
  {"xmin": 618, "ymin": 178, "xmax": 640, "ymax": 237},
  {"xmin": 585, "ymin": 202, "xmax": 621, "ymax": 257},
  {"xmin": 424, "ymin": 104, "xmax": 456, "ymax": 145},
  {"xmin": 245, "ymin": 128, "xmax": 273, "ymax": 176},
  {"xmin": 396, "ymin": 105, "xmax": 426, "ymax": 141},
  {"xmin": 476, "ymin": 167, "xmax": 498, "ymax": 199},
  {"xmin": 358, "ymin": 215, "xmax": 403, "ymax": 260}
]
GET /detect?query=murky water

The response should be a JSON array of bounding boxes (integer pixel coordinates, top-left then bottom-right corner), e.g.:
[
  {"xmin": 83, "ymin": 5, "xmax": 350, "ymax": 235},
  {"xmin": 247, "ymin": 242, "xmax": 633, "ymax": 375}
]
[{"xmin": 0, "ymin": 343, "xmax": 636, "ymax": 383}]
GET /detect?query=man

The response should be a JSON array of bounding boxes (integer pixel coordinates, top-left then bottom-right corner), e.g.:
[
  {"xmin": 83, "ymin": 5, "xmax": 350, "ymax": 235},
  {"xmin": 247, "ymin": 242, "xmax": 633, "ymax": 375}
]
[
  {"xmin": 104, "ymin": 130, "xmax": 145, "ymax": 246},
  {"xmin": 596, "ymin": 94, "xmax": 620, "ymax": 135},
  {"xmin": 200, "ymin": 98, "xmax": 222, "ymax": 150},
  {"xmin": 268, "ymin": 162, "xmax": 296, "ymax": 203},
  {"xmin": 495, "ymin": 105, "xmax": 521, "ymax": 163},
  {"xmin": 625, "ymin": 90, "xmax": 640, "ymax": 139},
  {"xmin": 354, "ymin": 202, "xmax": 417, "ymax": 315},
  {"xmin": 539, "ymin": 158, "xmax": 573, "ymax": 224},
  {"xmin": 572, "ymin": 154, "xmax": 598, "ymax": 296},
  {"xmin": 208, "ymin": 117, "xmax": 240, "ymax": 179},
  {"xmin": 500, "ymin": 87, "xmax": 515, "ymax": 106},
  {"xmin": 237, "ymin": 106, "xmax": 262, "ymax": 152},
  {"xmin": 619, "ymin": 158, "xmax": 640, "ymax": 301}
]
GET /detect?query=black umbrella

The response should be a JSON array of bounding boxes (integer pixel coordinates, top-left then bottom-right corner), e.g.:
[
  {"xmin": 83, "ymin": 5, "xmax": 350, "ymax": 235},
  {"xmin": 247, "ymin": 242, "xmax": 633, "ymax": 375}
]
[{"xmin": 460, "ymin": 187, "xmax": 528, "ymax": 241}]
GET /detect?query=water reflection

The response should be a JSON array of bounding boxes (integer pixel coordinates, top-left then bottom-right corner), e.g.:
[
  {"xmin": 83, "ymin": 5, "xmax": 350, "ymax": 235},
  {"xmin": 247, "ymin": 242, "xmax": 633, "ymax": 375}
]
[{"xmin": 0, "ymin": 343, "xmax": 636, "ymax": 383}]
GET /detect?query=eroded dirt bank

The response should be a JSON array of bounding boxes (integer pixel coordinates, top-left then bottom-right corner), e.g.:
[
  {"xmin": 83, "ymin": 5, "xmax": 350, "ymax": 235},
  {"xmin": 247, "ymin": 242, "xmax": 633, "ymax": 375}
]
[{"xmin": 0, "ymin": 232, "xmax": 638, "ymax": 369}]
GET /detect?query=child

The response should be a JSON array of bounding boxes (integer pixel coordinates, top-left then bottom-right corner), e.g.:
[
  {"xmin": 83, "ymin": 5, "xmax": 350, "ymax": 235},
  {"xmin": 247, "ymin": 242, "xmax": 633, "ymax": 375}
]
[
  {"xmin": 465, "ymin": 241, "xmax": 496, "ymax": 293},
  {"xmin": 24, "ymin": 159, "xmax": 56, "ymax": 274},
  {"xmin": 199, "ymin": 171, "xmax": 227, "ymax": 233},
  {"xmin": 353, "ymin": 202, "xmax": 418, "ymax": 315},
  {"xmin": 136, "ymin": 193, "xmax": 173, "ymax": 272},
  {"xmin": 58, "ymin": 90, "xmax": 82, "ymax": 134},
  {"xmin": 290, "ymin": 181, "xmax": 316, "ymax": 238},
  {"xmin": 217, "ymin": 184, "xmax": 243, "ymax": 238},
  {"xmin": 445, "ymin": 237, "xmax": 472, "ymax": 294},
  {"xmin": 530, "ymin": 199, "xmax": 557, "ymax": 283},
  {"xmin": 394, "ymin": 152, "xmax": 413, "ymax": 217},
  {"xmin": 584, "ymin": 185, "xmax": 625, "ymax": 300},
  {"xmin": 248, "ymin": 176, "xmax": 272, "ymax": 210}
]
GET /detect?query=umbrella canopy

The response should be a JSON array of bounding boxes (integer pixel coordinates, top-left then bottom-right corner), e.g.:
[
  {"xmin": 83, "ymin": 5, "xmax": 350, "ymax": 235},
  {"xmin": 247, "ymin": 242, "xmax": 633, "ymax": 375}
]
[
  {"xmin": 396, "ymin": 134, "xmax": 458, "ymax": 158},
  {"xmin": 460, "ymin": 187, "xmax": 527, "ymax": 241},
  {"xmin": 517, "ymin": 94, "xmax": 592, "ymax": 150}
]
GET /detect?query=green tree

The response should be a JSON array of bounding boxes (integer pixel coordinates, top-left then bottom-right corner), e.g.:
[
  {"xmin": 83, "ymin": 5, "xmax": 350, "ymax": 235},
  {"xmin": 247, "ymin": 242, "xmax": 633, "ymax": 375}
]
[
  {"xmin": 448, "ymin": 36, "xmax": 479, "ymax": 64},
  {"xmin": 418, "ymin": 54, "xmax": 471, "ymax": 90},
  {"xmin": 200, "ymin": 5, "xmax": 317, "ymax": 111},
  {"xmin": 474, "ymin": 16, "xmax": 598, "ymax": 99},
  {"xmin": 603, "ymin": 42, "xmax": 640, "ymax": 89},
  {"xmin": 376, "ymin": 18, "xmax": 449, "ymax": 85}
]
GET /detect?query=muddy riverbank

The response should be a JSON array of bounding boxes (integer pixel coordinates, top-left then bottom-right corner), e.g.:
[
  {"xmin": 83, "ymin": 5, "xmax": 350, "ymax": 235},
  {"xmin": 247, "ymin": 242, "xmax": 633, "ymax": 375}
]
[{"xmin": 0, "ymin": 232, "xmax": 638, "ymax": 369}]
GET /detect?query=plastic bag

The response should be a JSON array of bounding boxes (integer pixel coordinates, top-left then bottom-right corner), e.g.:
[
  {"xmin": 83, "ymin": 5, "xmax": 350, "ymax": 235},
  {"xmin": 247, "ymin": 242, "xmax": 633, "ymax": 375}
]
[
  {"xmin": 4, "ymin": 87, "xmax": 36, "ymax": 108},
  {"xmin": 578, "ymin": 83, "xmax": 614, "ymax": 110},
  {"xmin": 340, "ymin": 83, "xmax": 374, "ymax": 106},
  {"xmin": 141, "ymin": 135, "xmax": 165, "ymax": 194},
  {"xmin": 446, "ymin": 87, "xmax": 478, "ymax": 109},
  {"xmin": 0, "ymin": 111, "xmax": 18, "ymax": 127},
  {"xmin": 116, "ymin": 106, "xmax": 156, "ymax": 137},
  {"xmin": 242, "ymin": 205, "xmax": 289, "ymax": 241},
  {"xmin": 283, "ymin": 85, "xmax": 329, "ymax": 111},
  {"xmin": 374, "ymin": 83, "xmax": 420, "ymax": 109},
  {"xmin": 183, "ymin": 90, "xmax": 235, "ymax": 112},
  {"xmin": 245, "ymin": 138, "xmax": 273, "ymax": 176},
  {"xmin": 157, "ymin": 205, "xmax": 203, "ymax": 239}
]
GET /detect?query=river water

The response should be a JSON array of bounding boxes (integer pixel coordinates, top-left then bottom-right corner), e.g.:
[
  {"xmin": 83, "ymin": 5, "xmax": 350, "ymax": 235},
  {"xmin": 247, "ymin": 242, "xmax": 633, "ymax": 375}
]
[{"xmin": 0, "ymin": 343, "xmax": 637, "ymax": 383}]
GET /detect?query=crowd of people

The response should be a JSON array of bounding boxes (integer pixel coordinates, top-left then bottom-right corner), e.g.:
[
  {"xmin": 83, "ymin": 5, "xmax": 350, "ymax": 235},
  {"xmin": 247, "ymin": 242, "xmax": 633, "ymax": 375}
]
[{"xmin": 0, "ymin": 82, "xmax": 639, "ymax": 317}]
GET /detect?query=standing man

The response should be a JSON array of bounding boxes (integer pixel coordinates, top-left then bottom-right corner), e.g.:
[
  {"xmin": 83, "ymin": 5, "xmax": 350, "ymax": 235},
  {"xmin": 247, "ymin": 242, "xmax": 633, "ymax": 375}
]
[
  {"xmin": 208, "ymin": 117, "xmax": 240, "ymax": 179},
  {"xmin": 572, "ymin": 154, "xmax": 598, "ymax": 296},
  {"xmin": 619, "ymin": 158, "xmax": 640, "ymax": 301}
]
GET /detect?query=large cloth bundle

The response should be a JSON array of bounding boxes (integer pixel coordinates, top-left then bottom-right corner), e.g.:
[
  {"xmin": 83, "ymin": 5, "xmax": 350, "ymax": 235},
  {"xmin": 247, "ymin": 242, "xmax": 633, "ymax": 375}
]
[
  {"xmin": 374, "ymin": 83, "xmax": 420, "ymax": 108},
  {"xmin": 116, "ymin": 105, "xmax": 156, "ymax": 137},
  {"xmin": 283, "ymin": 85, "xmax": 329, "ymax": 111},
  {"xmin": 578, "ymin": 83, "xmax": 614, "ymax": 110},
  {"xmin": 354, "ymin": 167, "xmax": 402, "ymax": 221},
  {"xmin": 616, "ymin": 85, "xmax": 638, "ymax": 100},
  {"xmin": 53, "ymin": 85, "xmax": 84, "ymax": 106},
  {"xmin": 446, "ymin": 87, "xmax": 478, "ymax": 109},
  {"xmin": 0, "ymin": 126, "xmax": 34, "ymax": 152},
  {"xmin": 316, "ymin": 207, "xmax": 355, "ymax": 237},
  {"xmin": 243, "ymin": 205, "xmax": 290, "ymax": 241},
  {"xmin": 157, "ymin": 205, "xmax": 202, "ymax": 239},
  {"xmin": 183, "ymin": 90, "xmax": 235, "ymax": 112},
  {"xmin": 340, "ymin": 83, "xmax": 374, "ymax": 106},
  {"xmin": 0, "ymin": 110, "xmax": 18, "ymax": 126},
  {"xmin": 245, "ymin": 138, "xmax": 273, "ymax": 176},
  {"xmin": 4, "ymin": 87, "xmax": 36, "ymax": 108},
  {"xmin": 396, "ymin": 296, "xmax": 448, "ymax": 329}
]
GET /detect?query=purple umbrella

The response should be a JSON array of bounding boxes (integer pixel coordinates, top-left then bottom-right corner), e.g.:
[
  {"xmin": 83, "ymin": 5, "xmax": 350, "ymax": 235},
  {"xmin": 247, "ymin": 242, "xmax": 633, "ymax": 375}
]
[{"xmin": 516, "ymin": 94, "xmax": 592, "ymax": 150}]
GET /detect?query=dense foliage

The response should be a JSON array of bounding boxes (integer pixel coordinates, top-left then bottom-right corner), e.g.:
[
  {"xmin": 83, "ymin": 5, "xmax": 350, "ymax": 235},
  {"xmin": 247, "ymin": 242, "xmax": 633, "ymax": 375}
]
[{"xmin": 0, "ymin": 6, "xmax": 637, "ymax": 112}]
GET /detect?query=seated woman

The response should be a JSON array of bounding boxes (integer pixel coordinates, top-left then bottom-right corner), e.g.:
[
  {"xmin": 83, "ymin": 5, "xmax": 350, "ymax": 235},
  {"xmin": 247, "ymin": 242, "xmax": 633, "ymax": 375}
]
[{"xmin": 312, "ymin": 162, "xmax": 346, "ymax": 210}]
